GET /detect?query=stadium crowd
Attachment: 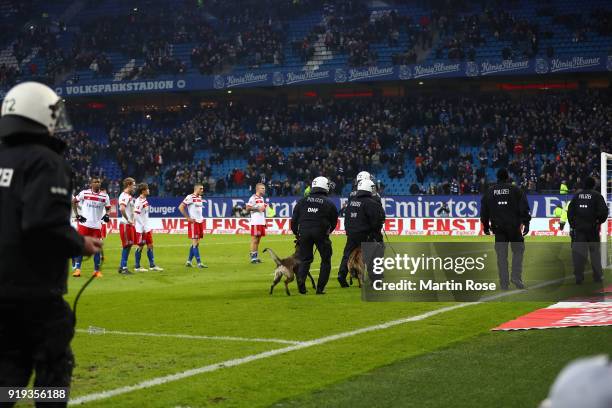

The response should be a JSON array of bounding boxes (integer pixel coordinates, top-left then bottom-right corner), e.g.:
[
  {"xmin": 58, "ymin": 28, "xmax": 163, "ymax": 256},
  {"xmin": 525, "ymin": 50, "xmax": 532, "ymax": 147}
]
[
  {"xmin": 1, "ymin": 0, "xmax": 610, "ymax": 84},
  {"xmin": 63, "ymin": 89, "xmax": 611, "ymax": 197},
  {"xmin": 58, "ymin": 130, "xmax": 107, "ymax": 192},
  {"xmin": 2, "ymin": 0, "xmax": 292, "ymax": 85},
  {"xmin": 0, "ymin": 64, "xmax": 20, "ymax": 87},
  {"xmin": 432, "ymin": 3, "xmax": 612, "ymax": 61}
]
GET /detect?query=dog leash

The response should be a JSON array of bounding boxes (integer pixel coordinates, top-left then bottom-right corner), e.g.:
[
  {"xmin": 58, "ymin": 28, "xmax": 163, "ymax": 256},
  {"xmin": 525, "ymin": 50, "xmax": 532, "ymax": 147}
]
[
  {"xmin": 72, "ymin": 272, "xmax": 97, "ymax": 327},
  {"xmin": 383, "ymin": 229, "xmax": 398, "ymax": 256}
]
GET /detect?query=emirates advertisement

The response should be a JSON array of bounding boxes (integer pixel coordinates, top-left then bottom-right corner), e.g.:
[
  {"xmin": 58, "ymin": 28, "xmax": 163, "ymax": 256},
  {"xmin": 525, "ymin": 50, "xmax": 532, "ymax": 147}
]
[
  {"xmin": 102, "ymin": 196, "xmax": 610, "ymax": 236},
  {"xmin": 101, "ymin": 217, "xmax": 611, "ymax": 236}
]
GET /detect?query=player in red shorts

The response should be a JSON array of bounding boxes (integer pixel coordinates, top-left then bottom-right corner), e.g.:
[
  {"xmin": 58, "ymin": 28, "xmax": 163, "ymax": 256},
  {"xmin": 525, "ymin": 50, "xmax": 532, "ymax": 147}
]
[
  {"xmin": 133, "ymin": 183, "xmax": 163, "ymax": 272},
  {"xmin": 246, "ymin": 183, "xmax": 267, "ymax": 264},
  {"xmin": 179, "ymin": 183, "xmax": 207, "ymax": 268},
  {"xmin": 117, "ymin": 177, "xmax": 136, "ymax": 275},
  {"xmin": 72, "ymin": 176, "xmax": 111, "ymax": 277}
]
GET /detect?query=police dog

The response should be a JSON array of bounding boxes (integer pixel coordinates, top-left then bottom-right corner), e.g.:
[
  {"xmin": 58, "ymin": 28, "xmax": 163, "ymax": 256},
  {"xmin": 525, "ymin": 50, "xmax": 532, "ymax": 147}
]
[
  {"xmin": 348, "ymin": 247, "xmax": 365, "ymax": 288},
  {"xmin": 264, "ymin": 242, "xmax": 316, "ymax": 296}
]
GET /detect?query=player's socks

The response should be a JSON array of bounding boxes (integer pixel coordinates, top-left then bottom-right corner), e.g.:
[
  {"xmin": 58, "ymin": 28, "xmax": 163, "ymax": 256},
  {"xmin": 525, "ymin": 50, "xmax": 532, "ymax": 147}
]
[
  {"xmin": 250, "ymin": 251, "xmax": 257, "ymax": 260},
  {"xmin": 147, "ymin": 248, "xmax": 155, "ymax": 267},
  {"xmin": 75, "ymin": 256, "xmax": 83, "ymax": 270},
  {"xmin": 93, "ymin": 252, "xmax": 101, "ymax": 271},
  {"xmin": 188, "ymin": 246, "xmax": 195, "ymax": 262},
  {"xmin": 120, "ymin": 247, "xmax": 131, "ymax": 269},
  {"xmin": 194, "ymin": 246, "xmax": 201, "ymax": 264},
  {"xmin": 135, "ymin": 248, "xmax": 142, "ymax": 268}
]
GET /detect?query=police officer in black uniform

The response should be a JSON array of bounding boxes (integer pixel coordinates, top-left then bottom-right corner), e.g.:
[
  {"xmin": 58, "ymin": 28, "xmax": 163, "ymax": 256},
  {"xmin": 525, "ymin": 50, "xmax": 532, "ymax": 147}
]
[
  {"xmin": 567, "ymin": 177, "xmax": 608, "ymax": 284},
  {"xmin": 338, "ymin": 178, "xmax": 386, "ymax": 287},
  {"xmin": 480, "ymin": 168, "xmax": 531, "ymax": 289},
  {"xmin": 0, "ymin": 82, "xmax": 102, "ymax": 405},
  {"xmin": 291, "ymin": 176, "xmax": 339, "ymax": 294},
  {"xmin": 349, "ymin": 170, "xmax": 382, "ymax": 205}
]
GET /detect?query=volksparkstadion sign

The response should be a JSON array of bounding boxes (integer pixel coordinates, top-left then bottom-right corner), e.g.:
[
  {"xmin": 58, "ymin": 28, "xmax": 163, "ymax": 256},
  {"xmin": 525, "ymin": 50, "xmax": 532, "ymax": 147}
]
[{"xmin": 2, "ymin": 54, "xmax": 611, "ymax": 97}]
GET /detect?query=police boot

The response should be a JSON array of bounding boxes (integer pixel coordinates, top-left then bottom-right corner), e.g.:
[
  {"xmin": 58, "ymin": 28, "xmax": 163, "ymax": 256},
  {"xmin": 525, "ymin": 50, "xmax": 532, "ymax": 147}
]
[{"xmin": 297, "ymin": 278, "xmax": 307, "ymax": 295}]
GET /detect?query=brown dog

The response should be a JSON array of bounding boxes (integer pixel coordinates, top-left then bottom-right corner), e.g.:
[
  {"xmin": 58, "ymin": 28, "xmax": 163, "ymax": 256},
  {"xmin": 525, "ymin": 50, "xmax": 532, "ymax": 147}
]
[
  {"xmin": 347, "ymin": 247, "xmax": 365, "ymax": 288},
  {"xmin": 264, "ymin": 242, "xmax": 316, "ymax": 296}
]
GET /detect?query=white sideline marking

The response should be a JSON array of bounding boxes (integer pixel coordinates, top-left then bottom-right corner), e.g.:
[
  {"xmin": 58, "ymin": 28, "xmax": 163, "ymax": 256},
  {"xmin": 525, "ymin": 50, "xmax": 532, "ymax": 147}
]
[
  {"xmin": 69, "ymin": 303, "xmax": 472, "ymax": 405},
  {"xmin": 75, "ymin": 328, "xmax": 303, "ymax": 345},
  {"xmin": 69, "ymin": 275, "xmax": 572, "ymax": 405}
]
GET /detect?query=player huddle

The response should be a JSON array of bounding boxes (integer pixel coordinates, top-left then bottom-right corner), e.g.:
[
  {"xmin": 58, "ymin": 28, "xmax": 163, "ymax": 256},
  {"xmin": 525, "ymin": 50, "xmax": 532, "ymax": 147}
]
[
  {"xmin": 71, "ymin": 177, "xmax": 214, "ymax": 276},
  {"xmin": 71, "ymin": 176, "xmax": 163, "ymax": 277}
]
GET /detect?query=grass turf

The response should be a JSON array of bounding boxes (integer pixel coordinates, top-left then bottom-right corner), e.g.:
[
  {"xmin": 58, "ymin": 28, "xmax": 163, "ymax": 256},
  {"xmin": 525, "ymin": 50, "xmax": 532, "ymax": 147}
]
[
  {"xmin": 28, "ymin": 233, "xmax": 608, "ymax": 407},
  {"xmin": 273, "ymin": 326, "xmax": 612, "ymax": 408}
]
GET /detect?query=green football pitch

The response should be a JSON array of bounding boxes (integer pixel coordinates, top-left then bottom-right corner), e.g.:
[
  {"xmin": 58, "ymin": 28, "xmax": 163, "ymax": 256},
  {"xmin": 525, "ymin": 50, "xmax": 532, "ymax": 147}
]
[{"xmin": 40, "ymin": 234, "xmax": 612, "ymax": 407}]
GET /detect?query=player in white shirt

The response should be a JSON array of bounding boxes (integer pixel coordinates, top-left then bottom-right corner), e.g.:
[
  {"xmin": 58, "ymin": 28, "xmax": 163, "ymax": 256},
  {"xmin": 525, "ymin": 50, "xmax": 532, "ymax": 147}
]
[
  {"xmin": 117, "ymin": 177, "xmax": 136, "ymax": 275},
  {"xmin": 179, "ymin": 183, "xmax": 208, "ymax": 268},
  {"xmin": 246, "ymin": 183, "xmax": 267, "ymax": 264},
  {"xmin": 133, "ymin": 183, "xmax": 163, "ymax": 272},
  {"xmin": 71, "ymin": 176, "xmax": 111, "ymax": 277}
]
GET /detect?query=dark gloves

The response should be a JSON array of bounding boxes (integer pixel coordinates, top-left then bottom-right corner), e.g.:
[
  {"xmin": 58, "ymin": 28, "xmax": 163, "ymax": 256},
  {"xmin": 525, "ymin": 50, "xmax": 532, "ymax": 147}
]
[
  {"xmin": 482, "ymin": 222, "xmax": 491, "ymax": 235},
  {"xmin": 102, "ymin": 214, "xmax": 110, "ymax": 223},
  {"xmin": 77, "ymin": 215, "xmax": 87, "ymax": 223},
  {"xmin": 522, "ymin": 222, "xmax": 530, "ymax": 236}
]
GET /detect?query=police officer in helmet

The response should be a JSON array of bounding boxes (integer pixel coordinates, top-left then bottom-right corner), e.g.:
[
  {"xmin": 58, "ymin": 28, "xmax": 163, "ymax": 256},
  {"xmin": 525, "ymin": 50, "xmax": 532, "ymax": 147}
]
[
  {"xmin": 291, "ymin": 176, "xmax": 339, "ymax": 294},
  {"xmin": 338, "ymin": 178, "xmax": 386, "ymax": 287},
  {"xmin": 568, "ymin": 177, "xmax": 608, "ymax": 284},
  {"xmin": 0, "ymin": 81, "xmax": 102, "ymax": 404},
  {"xmin": 349, "ymin": 171, "xmax": 382, "ymax": 205},
  {"xmin": 480, "ymin": 168, "xmax": 531, "ymax": 290}
]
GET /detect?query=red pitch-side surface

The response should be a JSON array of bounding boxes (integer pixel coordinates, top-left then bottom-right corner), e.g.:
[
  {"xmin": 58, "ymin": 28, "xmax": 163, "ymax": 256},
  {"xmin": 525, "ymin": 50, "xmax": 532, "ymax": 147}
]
[{"xmin": 493, "ymin": 286, "xmax": 612, "ymax": 331}]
